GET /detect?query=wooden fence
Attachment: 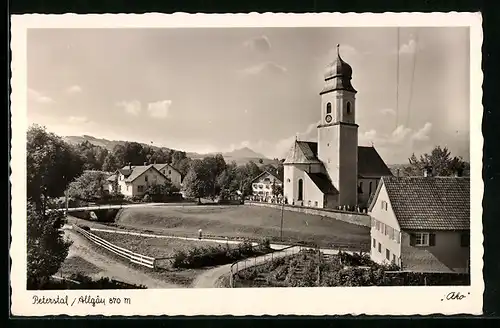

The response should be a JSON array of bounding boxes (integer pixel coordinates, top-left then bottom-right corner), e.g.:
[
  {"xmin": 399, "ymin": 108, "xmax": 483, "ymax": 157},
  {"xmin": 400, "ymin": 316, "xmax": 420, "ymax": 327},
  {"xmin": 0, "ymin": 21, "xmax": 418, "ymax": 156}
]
[{"xmin": 72, "ymin": 224, "xmax": 156, "ymax": 269}]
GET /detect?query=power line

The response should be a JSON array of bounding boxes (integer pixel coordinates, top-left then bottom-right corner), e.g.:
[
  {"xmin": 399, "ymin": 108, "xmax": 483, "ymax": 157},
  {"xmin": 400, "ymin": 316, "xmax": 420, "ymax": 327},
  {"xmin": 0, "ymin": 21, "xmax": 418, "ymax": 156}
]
[
  {"xmin": 406, "ymin": 29, "xmax": 419, "ymax": 129},
  {"xmin": 396, "ymin": 27, "xmax": 400, "ymax": 129}
]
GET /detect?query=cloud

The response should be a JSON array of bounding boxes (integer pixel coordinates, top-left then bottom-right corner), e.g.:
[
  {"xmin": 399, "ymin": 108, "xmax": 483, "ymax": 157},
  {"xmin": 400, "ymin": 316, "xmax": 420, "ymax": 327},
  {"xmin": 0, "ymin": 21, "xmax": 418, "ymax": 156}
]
[
  {"xmin": 411, "ymin": 122, "xmax": 432, "ymax": 141},
  {"xmin": 391, "ymin": 125, "xmax": 412, "ymax": 143},
  {"xmin": 66, "ymin": 85, "xmax": 82, "ymax": 94},
  {"xmin": 274, "ymin": 121, "xmax": 319, "ymax": 158},
  {"xmin": 116, "ymin": 100, "xmax": 141, "ymax": 116},
  {"xmin": 381, "ymin": 108, "xmax": 396, "ymax": 116},
  {"xmin": 147, "ymin": 100, "xmax": 172, "ymax": 119},
  {"xmin": 28, "ymin": 88, "xmax": 54, "ymax": 104},
  {"xmin": 239, "ymin": 61, "xmax": 288, "ymax": 76},
  {"xmin": 243, "ymin": 35, "xmax": 271, "ymax": 53},
  {"xmin": 359, "ymin": 129, "xmax": 378, "ymax": 145},
  {"xmin": 399, "ymin": 39, "xmax": 418, "ymax": 54},
  {"xmin": 68, "ymin": 116, "xmax": 89, "ymax": 124}
]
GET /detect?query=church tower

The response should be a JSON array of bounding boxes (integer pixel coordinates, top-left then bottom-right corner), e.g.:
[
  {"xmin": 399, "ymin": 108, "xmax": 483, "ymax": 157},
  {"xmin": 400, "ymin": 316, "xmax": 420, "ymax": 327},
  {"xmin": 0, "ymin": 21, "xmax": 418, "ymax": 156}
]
[{"xmin": 317, "ymin": 44, "xmax": 359, "ymax": 207}]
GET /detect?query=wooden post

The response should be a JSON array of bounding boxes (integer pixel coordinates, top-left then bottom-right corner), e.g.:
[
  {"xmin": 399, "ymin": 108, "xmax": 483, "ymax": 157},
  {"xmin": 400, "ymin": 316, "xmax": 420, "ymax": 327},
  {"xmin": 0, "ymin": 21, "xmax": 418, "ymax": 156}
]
[{"xmin": 280, "ymin": 201, "xmax": 284, "ymax": 241}]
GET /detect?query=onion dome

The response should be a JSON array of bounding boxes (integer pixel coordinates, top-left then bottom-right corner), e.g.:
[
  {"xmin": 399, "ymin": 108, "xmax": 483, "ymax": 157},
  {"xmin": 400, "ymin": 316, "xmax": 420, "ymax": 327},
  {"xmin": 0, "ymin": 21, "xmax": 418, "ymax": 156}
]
[{"xmin": 321, "ymin": 44, "xmax": 357, "ymax": 94}]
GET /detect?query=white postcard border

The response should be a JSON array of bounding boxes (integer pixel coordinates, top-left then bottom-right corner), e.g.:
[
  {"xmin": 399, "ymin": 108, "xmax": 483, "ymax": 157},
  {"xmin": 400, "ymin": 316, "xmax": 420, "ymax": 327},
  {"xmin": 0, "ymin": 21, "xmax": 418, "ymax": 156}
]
[{"xmin": 10, "ymin": 12, "xmax": 484, "ymax": 316}]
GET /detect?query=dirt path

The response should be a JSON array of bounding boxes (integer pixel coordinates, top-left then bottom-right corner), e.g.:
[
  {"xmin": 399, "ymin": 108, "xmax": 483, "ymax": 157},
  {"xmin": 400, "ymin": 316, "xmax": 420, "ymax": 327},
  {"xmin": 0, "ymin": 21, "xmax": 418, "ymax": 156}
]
[{"xmin": 64, "ymin": 229, "xmax": 180, "ymax": 289}]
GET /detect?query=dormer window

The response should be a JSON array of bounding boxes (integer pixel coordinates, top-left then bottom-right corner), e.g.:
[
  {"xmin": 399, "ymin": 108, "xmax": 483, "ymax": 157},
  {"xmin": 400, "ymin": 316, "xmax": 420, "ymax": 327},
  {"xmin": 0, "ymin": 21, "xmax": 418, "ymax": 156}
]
[
  {"xmin": 326, "ymin": 102, "xmax": 332, "ymax": 114},
  {"xmin": 346, "ymin": 102, "xmax": 351, "ymax": 114}
]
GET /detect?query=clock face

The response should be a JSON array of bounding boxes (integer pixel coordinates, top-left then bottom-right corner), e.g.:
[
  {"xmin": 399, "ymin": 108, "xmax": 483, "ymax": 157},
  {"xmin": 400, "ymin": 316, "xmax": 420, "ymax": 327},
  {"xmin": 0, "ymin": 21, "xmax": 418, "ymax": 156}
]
[{"xmin": 325, "ymin": 115, "xmax": 332, "ymax": 123}]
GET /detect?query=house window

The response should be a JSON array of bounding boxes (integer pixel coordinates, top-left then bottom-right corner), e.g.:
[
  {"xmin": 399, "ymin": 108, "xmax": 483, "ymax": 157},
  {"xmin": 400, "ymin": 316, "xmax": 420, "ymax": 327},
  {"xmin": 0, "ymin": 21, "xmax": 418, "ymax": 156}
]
[
  {"xmin": 137, "ymin": 185, "xmax": 144, "ymax": 193},
  {"xmin": 145, "ymin": 175, "xmax": 148, "ymax": 182},
  {"xmin": 326, "ymin": 102, "xmax": 332, "ymax": 114},
  {"xmin": 126, "ymin": 185, "xmax": 129, "ymax": 191},
  {"xmin": 386, "ymin": 249, "xmax": 390, "ymax": 261},
  {"xmin": 169, "ymin": 170, "xmax": 171, "ymax": 175},
  {"xmin": 381, "ymin": 200, "xmax": 388, "ymax": 211},
  {"xmin": 297, "ymin": 179, "xmax": 304, "ymax": 201},
  {"xmin": 378, "ymin": 242, "xmax": 381, "ymax": 253},
  {"xmin": 461, "ymin": 232, "xmax": 470, "ymax": 247},
  {"xmin": 384, "ymin": 224, "xmax": 389, "ymax": 236},
  {"xmin": 376, "ymin": 221, "xmax": 380, "ymax": 231},
  {"xmin": 415, "ymin": 233, "xmax": 430, "ymax": 246},
  {"xmin": 372, "ymin": 238, "xmax": 376, "ymax": 248},
  {"xmin": 258, "ymin": 184, "xmax": 263, "ymax": 189},
  {"xmin": 163, "ymin": 170, "xmax": 166, "ymax": 174},
  {"xmin": 346, "ymin": 102, "xmax": 351, "ymax": 114},
  {"xmin": 253, "ymin": 183, "xmax": 258, "ymax": 189}
]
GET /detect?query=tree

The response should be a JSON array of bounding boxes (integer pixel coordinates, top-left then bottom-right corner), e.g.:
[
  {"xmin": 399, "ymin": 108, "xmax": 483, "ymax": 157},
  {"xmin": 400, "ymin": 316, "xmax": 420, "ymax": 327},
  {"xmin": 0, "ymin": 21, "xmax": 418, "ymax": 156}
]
[
  {"xmin": 27, "ymin": 125, "xmax": 84, "ymax": 206},
  {"xmin": 145, "ymin": 179, "xmax": 180, "ymax": 201},
  {"xmin": 102, "ymin": 152, "xmax": 120, "ymax": 172},
  {"xmin": 66, "ymin": 170, "xmax": 110, "ymax": 201},
  {"xmin": 407, "ymin": 146, "xmax": 469, "ymax": 177},
  {"xmin": 258, "ymin": 158, "xmax": 264, "ymax": 164},
  {"xmin": 182, "ymin": 159, "xmax": 213, "ymax": 203},
  {"xmin": 27, "ymin": 202, "xmax": 72, "ymax": 286},
  {"xmin": 174, "ymin": 157, "xmax": 193, "ymax": 179},
  {"xmin": 272, "ymin": 180, "xmax": 283, "ymax": 197}
]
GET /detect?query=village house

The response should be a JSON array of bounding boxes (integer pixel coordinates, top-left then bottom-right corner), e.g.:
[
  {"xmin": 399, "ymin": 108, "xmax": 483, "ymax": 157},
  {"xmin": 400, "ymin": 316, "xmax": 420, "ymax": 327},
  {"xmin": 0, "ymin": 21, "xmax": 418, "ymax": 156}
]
[
  {"xmin": 368, "ymin": 174, "xmax": 470, "ymax": 273},
  {"xmin": 283, "ymin": 44, "xmax": 392, "ymax": 209},
  {"xmin": 250, "ymin": 171, "xmax": 283, "ymax": 202},
  {"xmin": 152, "ymin": 163, "xmax": 182, "ymax": 189},
  {"xmin": 106, "ymin": 163, "xmax": 177, "ymax": 197}
]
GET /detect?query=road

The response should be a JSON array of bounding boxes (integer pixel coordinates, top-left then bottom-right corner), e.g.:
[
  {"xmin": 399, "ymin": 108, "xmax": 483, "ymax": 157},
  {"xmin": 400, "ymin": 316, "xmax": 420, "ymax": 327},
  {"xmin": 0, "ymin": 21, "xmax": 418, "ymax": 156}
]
[
  {"xmin": 64, "ymin": 229, "xmax": 180, "ymax": 289},
  {"xmin": 49, "ymin": 202, "xmax": 241, "ymax": 213}
]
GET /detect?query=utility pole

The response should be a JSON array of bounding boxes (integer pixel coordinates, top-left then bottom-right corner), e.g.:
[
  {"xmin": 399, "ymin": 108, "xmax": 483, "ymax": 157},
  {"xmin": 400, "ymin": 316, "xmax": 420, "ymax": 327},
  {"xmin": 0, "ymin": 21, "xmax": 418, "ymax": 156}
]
[
  {"xmin": 65, "ymin": 190, "xmax": 69, "ymax": 218},
  {"xmin": 280, "ymin": 199, "xmax": 284, "ymax": 241}
]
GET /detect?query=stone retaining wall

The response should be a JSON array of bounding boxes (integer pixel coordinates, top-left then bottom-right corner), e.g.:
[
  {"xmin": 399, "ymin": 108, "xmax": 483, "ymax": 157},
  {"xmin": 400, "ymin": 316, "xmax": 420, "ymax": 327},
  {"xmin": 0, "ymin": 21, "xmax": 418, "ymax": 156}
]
[{"xmin": 246, "ymin": 201, "xmax": 371, "ymax": 227}]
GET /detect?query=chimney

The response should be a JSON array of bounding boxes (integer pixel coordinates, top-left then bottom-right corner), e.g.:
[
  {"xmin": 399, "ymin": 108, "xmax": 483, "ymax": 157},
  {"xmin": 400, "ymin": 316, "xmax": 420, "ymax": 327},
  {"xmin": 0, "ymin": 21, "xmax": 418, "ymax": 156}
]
[{"xmin": 423, "ymin": 165, "xmax": 433, "ymax": 177}]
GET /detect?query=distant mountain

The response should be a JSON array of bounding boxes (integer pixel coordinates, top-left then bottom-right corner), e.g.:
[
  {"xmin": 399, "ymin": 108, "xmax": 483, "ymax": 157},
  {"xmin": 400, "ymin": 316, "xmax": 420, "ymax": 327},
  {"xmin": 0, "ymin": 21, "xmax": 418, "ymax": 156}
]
[
  {"xmin": 223, "ymin": 147, "xmax": 268, "ymax": 159},
  {"xmin": 62, "ymin": 135, "xmax": 275, "ymax": 166}
]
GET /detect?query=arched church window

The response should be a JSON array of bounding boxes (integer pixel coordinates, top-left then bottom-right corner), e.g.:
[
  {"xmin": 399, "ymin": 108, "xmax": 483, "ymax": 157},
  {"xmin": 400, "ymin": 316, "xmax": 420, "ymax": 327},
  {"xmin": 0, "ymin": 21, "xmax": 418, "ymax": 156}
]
[
  {"xmin": 297, "ymin": 179, "xmax": 304, "ymax": 201},
  {"xmin": 358, "ymin": 182, "xmax": 363, "ymax": 194},
  {"xmin": 326, "ymin": 102, "xmax": 332, "ymax": 114},
  {"xmin": 346, "ymin": 102, "xmax": 352, "ymax": 114}
]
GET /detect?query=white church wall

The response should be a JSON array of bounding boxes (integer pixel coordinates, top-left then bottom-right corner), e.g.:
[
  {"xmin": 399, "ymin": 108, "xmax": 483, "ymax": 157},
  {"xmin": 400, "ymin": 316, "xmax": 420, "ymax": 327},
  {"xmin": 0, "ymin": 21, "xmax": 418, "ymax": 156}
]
[{"xmin": 284, "ymin": 165, "xmax": 324, "ymax": 208}]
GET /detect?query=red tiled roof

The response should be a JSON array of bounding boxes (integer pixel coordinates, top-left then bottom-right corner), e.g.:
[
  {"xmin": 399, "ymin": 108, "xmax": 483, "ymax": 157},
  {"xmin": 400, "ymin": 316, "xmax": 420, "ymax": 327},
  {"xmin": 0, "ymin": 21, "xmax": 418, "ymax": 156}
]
[{"xmin": 383, "ymin": 176, "xmax": 470, "ymax": 231}]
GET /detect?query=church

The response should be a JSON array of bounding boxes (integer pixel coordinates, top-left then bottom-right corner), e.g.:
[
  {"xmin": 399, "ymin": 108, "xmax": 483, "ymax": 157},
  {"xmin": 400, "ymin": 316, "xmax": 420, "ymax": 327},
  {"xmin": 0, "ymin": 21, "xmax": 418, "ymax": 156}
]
[{"xmin": 283, "ymin": 45, "xmax": 393, "ymax": 210}]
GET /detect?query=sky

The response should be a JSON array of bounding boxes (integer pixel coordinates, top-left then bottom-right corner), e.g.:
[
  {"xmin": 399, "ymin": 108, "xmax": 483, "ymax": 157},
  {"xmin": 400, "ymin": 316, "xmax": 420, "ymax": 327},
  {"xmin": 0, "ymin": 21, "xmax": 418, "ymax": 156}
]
[{"xmin": 27, "ymin": 27, "xmax": 470, "ymax": 164}]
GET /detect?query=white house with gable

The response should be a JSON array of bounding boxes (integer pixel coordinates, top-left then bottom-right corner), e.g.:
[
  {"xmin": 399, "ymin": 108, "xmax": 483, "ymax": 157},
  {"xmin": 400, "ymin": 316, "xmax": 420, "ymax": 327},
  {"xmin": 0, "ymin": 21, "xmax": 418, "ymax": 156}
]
[
  {"xmin": 369, "ymin": 174, "xmax": 470, "ymax": 273},
  {"xmin": 106, "ymin": 163, "xmax": 176, "ymax": 197},
  {"xmin": 153, "ymin": 163, "xmax": 182, "ymax": 189}
]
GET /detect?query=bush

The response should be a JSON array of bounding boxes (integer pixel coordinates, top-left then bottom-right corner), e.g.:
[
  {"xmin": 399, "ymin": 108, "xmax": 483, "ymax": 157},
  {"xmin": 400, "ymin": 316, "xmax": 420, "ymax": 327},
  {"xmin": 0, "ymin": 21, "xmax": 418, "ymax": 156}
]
[
  {"xmin": 28, "ymin": 273, "xmax": 147, "ymax": 290},
  {"xmin": 171, "ymin": 240, "xmax": 272, "ymax": 269}
]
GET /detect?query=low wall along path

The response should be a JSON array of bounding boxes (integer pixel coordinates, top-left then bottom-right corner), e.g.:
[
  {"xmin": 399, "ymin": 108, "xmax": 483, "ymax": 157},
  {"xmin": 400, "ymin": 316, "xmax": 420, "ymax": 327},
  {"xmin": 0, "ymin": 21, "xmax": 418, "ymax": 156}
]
[{"xmin": 247, "ymin": 201, "xmax": 371, "ymax": 227}]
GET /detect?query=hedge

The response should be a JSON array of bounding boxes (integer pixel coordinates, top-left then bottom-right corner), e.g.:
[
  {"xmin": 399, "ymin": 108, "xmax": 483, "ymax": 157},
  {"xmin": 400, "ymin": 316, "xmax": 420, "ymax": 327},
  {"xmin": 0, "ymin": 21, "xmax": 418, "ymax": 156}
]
[{"xmin": 28, "ymin": 273, "xmax": 147, "ymax": 290}]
